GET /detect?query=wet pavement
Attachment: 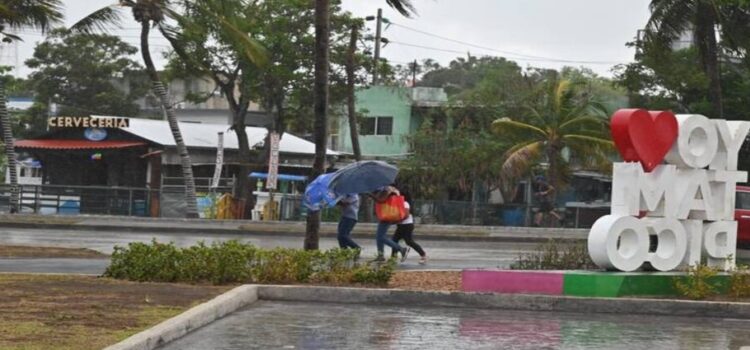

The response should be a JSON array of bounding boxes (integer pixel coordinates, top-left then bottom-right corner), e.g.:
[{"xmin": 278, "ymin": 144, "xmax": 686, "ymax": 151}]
[
  {"xmin": 161, "ymin": 301, "xmax": 750, "ymax": 350},
  {"xmin": 0, "ymin": 228, "xmax": 538, "ymax": 274}
]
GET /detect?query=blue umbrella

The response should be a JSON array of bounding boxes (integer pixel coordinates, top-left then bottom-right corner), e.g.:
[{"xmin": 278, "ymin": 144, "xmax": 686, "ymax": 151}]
[
  {"xmin": 329, "ymin": 161, "xmax": 399, "ymax": 195},
  {"xmin": 302, "ymin": 173, "xmax": 341, "ymax": 211}
]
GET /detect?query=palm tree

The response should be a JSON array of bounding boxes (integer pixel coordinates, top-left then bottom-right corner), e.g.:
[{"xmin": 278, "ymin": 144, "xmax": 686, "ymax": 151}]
[
  {"xmin": 0, "ymin": 0, "xmax": 64, "ymax": 213},
  {"xmin": 491, "ymin": 77, "xmax": 612, "ymax": 192},
  {"xmin": 645, "ymin": 0, "xmax": 731, "ymax": 118},
  {"xmin": 74, "ymin": 1, "xmax": 203, "ymax": 218},
  {"xmin": 305, "ymin": 0, "xmax": 416, "ymax": 250}
]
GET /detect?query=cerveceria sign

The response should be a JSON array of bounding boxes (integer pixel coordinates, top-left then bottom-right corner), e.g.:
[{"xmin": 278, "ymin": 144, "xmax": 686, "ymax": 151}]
[{"xmin": 48, "ymin": 116, "xmax": 129, "ymax": 128}]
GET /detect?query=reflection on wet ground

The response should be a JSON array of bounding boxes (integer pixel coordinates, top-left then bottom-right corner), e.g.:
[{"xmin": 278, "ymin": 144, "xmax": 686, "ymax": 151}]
[{"xmin": 161, "ymin": 301, "xmax": 750, "ymax": 350}]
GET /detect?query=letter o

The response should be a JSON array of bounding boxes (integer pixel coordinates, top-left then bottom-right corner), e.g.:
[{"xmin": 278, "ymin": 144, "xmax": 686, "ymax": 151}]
[
  {"xmin": 666, "ymin": 115, "xmax": 718, "ymax": 168},
  {"xmin": 588, "ymin": 215, "xmax": 650, "ymax": 272}
]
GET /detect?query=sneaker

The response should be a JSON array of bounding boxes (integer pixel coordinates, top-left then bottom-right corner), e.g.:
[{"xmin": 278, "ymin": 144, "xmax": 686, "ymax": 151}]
[
  {"xmin": 371, "ymin": 255, "xmax": 386, "ymax": 263},
  {"xmin": 400, "ymin": 247, "xmax": 410, "ymax": 262},
  {"xmin": 419, "ymin": 255, "xmax": 428, "ymax": 265}
]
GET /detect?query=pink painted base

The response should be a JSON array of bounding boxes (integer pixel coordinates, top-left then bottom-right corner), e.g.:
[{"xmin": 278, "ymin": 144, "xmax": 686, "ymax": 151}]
[{"xmin": 462, "ymin": 270, "xmax": 564, "ymax": 295}]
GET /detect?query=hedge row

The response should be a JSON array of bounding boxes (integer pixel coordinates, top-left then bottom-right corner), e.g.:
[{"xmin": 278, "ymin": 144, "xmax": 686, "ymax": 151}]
[{"xmin": 104, "ymin": 239, "xmax": 394, "ymax": 286}]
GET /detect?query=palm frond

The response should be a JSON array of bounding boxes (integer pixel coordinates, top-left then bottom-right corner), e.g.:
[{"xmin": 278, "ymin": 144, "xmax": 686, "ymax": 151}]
[
  {"xmin": 193, "ymin": 6, "xmax": 268, "ymax": 66},
  {"xmin": 645, "ymin": 0, "xmax": 696, "ymax": 44},
  {"xmin": 491, "ymin": 117, "xmax": 547, "ymax": 138},
  {"xmin": 500, "ymin": 141, "xmax": 543, "ymax": 181},
  {"xmin": 558, "ymin": 115, "xmax": 607, "ymax": 132},
  {"xmin": 70, "ymin": 5, "xmax": 122, "ymax": 34},
  {"xmin": 2, "ymin": 0, "xmax": 64, "ymax": 33},
  {"xmin": 385, "ymin": 0, "xmax": 417, "ymax": 18},
  {"xmin": 563, "ymin": 134, "xmax": 614, "ymax": 147}
]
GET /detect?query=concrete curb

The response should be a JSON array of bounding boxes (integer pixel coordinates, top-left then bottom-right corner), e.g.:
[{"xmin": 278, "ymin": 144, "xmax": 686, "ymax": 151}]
[
  {"xmin": 0, "ymin": 214, "xmax": 588, "ymax": 243},
  {"xmin": 104, "ymin": 285, "xmax": 258, "ymax": 350},
  {"xmin": 257, "ymin": 285, "xmax": 750, "ymax": 320}
]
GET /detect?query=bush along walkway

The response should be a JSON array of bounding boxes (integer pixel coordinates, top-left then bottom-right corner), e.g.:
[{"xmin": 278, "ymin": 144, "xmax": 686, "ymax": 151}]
[{"xmin": 105, "ymin": 240, "xmax": 396, "ymax": 287}]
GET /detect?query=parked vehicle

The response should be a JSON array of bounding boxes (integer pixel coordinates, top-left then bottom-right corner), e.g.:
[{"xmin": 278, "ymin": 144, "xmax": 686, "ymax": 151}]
[{"xmin": 737, "ymin": 186, "xmax": 750, "ymax": 247}]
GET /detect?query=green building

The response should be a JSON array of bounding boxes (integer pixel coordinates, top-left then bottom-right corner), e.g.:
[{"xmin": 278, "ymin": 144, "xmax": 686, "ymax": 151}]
[{"xmin": 334, "ymin": 86, "xmax": 448, "ymax": 158}]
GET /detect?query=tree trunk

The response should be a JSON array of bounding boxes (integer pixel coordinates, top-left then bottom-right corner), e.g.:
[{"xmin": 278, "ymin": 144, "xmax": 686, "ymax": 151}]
[
  {"xmin": 694, "ymin": 3, "xmax": 723, "ymax": 118},
  {"xmin": 305, "ymin": 0, "xmax": 330, "ymax": 250},
  {"xmin": 141, "ymin": 21, "xmax": 199, "ymax": 218},
  {"xmin": 0, "ymin": 80, "xmax": 18, "ymax": 213},
  {"xmin": 233, "ymin": 116, "xmax": 251, "ymax": 211},
  {"xmin": 346, "ymin": 25, "xmax": 362, "ymax": 161}
]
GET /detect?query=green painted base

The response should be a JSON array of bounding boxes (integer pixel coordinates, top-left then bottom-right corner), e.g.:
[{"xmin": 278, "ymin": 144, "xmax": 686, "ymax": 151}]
[{"xmin": 563, "ymin": 271, "xmax": 731, "ymax": 298}]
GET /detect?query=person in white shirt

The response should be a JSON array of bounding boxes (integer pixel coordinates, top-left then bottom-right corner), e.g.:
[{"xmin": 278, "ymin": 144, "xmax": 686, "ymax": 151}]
[{"xmin": 389, "ymin": 190, "xmax": 427, "ymax": 264}]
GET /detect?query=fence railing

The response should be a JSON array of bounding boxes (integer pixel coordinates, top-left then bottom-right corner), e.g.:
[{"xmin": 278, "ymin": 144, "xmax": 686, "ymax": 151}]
[
  {"xmin": 0, "ymin": 184, "xmax": 152, "ymax": 216},
  {"xmin": 0, "ymin": 184, "xmax": 609, "ymax": 228}
]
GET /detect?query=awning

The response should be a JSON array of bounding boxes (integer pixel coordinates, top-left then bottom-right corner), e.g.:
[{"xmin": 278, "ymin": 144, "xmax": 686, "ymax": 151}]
[
  {"xmin": 15, "ymin": 140, "xmax": 147, "ymax": 150},
  {"xmin": 249, "ymin": 172, "xmax": 307, "ymax": 182}
]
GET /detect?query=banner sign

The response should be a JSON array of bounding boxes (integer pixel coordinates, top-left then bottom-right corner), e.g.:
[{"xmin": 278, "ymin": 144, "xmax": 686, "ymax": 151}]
[
  {"xmin": 588, "ymin": 109, "xmax": 750, "ymax": 272},
  {"xmin": 211, "ymin": 132, "xmax": 224, "ymax": 189},
  {"xmin": 266, "ymin": 132, "xmax": 281, "ymax": 190},
  {"xmin": 48, "ymin": 116, "xmax": 129, "ymax": 129}
]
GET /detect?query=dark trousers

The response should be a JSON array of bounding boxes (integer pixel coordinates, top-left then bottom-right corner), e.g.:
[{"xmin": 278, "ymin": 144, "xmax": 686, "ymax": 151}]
[
  {"xmin": 337, "ymin": 217, "xmax": 360, "ymax": 249},
  {"xmin": 390, "ymin": 224, "xmax": 426, "ymax": 257}
]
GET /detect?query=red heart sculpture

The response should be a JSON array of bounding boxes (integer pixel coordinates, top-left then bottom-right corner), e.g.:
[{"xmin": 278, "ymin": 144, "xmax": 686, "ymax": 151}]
[{"xmin": 610, "ymin": 109, "xmax": 678, "ymax": 172}]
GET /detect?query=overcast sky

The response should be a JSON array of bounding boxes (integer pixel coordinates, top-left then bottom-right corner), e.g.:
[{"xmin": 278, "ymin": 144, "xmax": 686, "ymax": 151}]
[{"xmin": 2, "ymin": 0, "xmax": 652, "ymax": 78}]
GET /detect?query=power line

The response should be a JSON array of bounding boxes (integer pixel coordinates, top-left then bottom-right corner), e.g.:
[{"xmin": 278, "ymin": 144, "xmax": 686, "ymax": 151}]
[
  {"xmin": 387, "ymin": 40, "xmax": 621, "ymax": 65},
  {"xmin": 388, "ymin": 22, "xmax": 623, "ymax": 65}
]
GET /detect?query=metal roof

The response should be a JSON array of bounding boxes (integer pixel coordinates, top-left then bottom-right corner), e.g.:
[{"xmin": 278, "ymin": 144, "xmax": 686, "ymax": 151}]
[{"xmin": 92, "ymin": 116, "xmax": 338, "ymax": 155}]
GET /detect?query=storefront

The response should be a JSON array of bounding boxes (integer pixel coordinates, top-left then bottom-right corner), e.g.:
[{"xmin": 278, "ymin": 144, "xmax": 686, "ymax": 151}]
[{"xmin": 14, "ymin": 116, "xmax": 338, "ymax": 217}]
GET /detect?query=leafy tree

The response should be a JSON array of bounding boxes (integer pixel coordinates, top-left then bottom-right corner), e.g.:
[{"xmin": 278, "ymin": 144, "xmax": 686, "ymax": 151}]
[
  {"xmin": 491, "ymin": 76, "xmax": 613, "ymax": 192},
  {"xmin": 0, "ymin": 0, "xmax": 63, "ymax": 213},
  {"xmin": 23, "ymin": 29, "xmax": 148, "ymax": 136},
  {"xmin": 644, "ymin": 0, "xmax": 750, "ymax": 118}
]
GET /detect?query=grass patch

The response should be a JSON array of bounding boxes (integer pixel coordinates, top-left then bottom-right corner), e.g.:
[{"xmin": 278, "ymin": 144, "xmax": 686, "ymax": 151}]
[{"xmin": 0, "ymin": 273, "xmax": 227, "ymax": 350}]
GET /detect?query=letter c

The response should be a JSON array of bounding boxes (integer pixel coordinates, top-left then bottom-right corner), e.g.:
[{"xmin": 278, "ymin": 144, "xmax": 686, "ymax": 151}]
[{"xmin": 588, "ymin": 215, "xmax": 650, "ymax": 272}]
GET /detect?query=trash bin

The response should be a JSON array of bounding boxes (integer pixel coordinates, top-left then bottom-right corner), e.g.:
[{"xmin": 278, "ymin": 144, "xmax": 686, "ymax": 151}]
[{"xmin": 502, "ymin": 208, "xmax": 524, "ymax": 227}]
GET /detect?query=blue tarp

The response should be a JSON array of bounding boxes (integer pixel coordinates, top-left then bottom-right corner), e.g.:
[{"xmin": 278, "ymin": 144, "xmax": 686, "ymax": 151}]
[{"xmin": 249, "ymin": 172, "xmax": 308, "ymax": 182}]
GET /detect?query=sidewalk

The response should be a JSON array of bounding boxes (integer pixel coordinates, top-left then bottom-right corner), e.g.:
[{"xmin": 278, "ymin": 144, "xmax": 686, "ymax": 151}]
[{"xmin": 0, "ymin": 214, "xmax": 588, "ymax": 243}]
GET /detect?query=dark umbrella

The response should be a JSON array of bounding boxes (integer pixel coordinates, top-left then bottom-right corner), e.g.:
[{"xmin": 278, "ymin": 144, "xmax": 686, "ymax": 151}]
[{"xmin": 329, "ymin": 161, "xmax": 399, "ymax": 194}]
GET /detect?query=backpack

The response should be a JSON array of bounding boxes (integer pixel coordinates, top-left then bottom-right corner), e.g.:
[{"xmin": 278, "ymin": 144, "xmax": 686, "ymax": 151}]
[{"xmin": 375, "ymin": 195, "xmax": 409, "ymax": 223}]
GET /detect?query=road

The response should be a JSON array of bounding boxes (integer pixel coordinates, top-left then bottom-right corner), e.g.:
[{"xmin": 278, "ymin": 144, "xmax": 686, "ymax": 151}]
[{"xmin": 0, "ymin": 227, "xmax": 541, "ymax": 274}]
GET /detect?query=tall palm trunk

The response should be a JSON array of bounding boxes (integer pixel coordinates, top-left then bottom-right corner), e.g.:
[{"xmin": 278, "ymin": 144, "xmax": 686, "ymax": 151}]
[
  {"xmin": 346, "ymin": 25, "xmax": 362, "ymax": 161},
  {"xmin": 694, "ymin": 2, "xmax": 723, "ymax": 118},
  {"xmin": 305, "ymin": 0, "xmax": 330, "ymax": 250},
  {"xmin": 141, "ymin": 20, "xmax": 199, "ymax": 218},
  {"xmin": 0, "ymin": 81, "xmax": 18, "ymax": 213}
]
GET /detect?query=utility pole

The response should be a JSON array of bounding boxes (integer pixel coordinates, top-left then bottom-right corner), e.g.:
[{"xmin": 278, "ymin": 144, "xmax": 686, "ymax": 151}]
[
  {"xmin": 372, "ymin": 8, "xmax": 383, "ymax": 85},
  {"xmin": 411, "ymin": 59, "xmax": 417, "ymax": 86}
]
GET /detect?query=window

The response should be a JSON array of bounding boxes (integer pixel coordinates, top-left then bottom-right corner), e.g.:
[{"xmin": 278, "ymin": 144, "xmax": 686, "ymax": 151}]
[
  {"xmin": 376, "ymin": 117, "xmax": 393, "ymax": 135},
  {"xmin": 359, "ymin": 116, "xmax": 392, "ymax": 136},
  {"xmin": 360, "ymin": 118, "xmax": 376, "ymax": 135},
  {"xmin": 737, "ymin": 191, "xmax": 750, "ymax": 210}
]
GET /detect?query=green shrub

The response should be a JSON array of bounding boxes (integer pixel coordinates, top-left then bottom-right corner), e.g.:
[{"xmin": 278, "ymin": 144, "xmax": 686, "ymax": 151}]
[
  {"xmin": 103, "ymin": 240, "xmax": 393, "ymax": 286},
  {"xmin": 673, "ymin": 264, "xmax": 720, "ymax": 300},
  {"xmin": 510, "ymin": 239, "xmax": 598, "ymax": 270},
  {"xmin": 729, "ymin": 265, "xmax": 750, "ymax": 299}
]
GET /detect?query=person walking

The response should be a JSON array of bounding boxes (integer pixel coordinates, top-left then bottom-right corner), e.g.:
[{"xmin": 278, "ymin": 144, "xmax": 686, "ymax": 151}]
[
  {"xmin": 533, "ymin": 175, "xmax": 563, "ymax": 226},
  {"xmin": 371, "ymin": 185, "xmax": 409, "ymax": 262},
  {"xmin": 390, "ymin": 197, "xmax": 428, "ymax": 264},
  {"xmin": 336, "ymin": 194, "xmax": 361, "ymax": 253}
]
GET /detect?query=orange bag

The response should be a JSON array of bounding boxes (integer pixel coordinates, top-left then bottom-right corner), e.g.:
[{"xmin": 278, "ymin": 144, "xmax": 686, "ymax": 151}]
[{"xmin": 375, "ymin": 195, "xmax": 408, "ymax": 223}]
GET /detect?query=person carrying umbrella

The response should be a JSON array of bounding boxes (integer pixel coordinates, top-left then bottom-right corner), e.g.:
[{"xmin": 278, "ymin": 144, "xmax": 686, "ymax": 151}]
[{"xmin": 336, "ymin": 193, "xmax": 361, "ymax": 253}]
